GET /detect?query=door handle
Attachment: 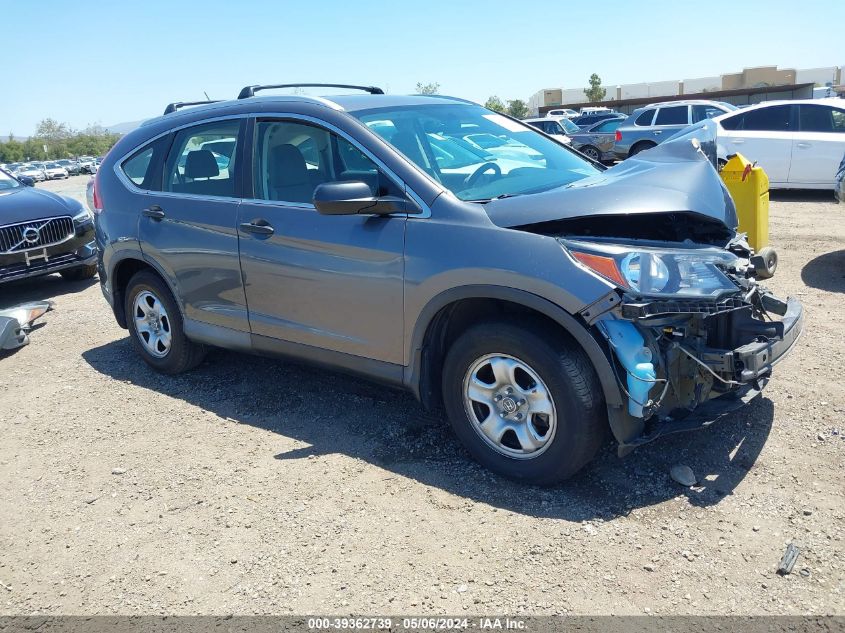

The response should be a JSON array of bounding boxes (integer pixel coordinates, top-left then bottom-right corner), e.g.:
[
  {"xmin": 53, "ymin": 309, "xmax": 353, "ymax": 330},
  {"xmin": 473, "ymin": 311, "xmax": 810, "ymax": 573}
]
[
  {"xmin": 239, "ymin": 220, "xmax": 275, "ymax": 236},
  {"xmin": 142, "ymin": 205, "xmax": 165, "ymax": 220},
  {"xmin": 653, "ymin": 130, "xmax": 662, "ymax": 135},
  {"xmin": 796, "ymin": 142, "xmax": 811, "ymax": 148},
  {"xmin": 733, "ymin": 138, "xmax": 745, "ymax": 144}
]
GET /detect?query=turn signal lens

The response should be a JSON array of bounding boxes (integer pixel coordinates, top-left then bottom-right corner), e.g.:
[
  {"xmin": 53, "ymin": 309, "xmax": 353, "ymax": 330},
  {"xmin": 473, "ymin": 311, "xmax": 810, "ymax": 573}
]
[
  {"xmin": 571, "ymin": 251, "xmax": 629, "ymax": 288},
  {"xmin": 615, "ymin": 130, "xmax": 622, "ymax": 142}
]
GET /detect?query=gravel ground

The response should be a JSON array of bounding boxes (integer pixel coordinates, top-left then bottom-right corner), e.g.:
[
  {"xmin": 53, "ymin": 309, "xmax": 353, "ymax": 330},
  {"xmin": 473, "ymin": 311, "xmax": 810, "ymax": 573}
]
[{"xmin": 0, "ymin": 175, "xmax": 843, "ymax": 616}]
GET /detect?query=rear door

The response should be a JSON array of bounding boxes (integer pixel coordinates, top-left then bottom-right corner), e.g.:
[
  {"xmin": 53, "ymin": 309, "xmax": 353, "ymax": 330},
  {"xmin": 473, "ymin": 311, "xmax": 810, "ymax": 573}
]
[
  {"xmin": 137, "ymin": 118, "xmax": 250, "ymax": 333},
  {"xmin": 790, "ymin": 103, "xmax": 845, "ymax": 186},
  {"xmin": 236, "ymin": 116, "xmax": 407, "ymax": 364},
  {"xmin": 718, "ymin": 105, "xmax": 795, "ymax": 185},
  {"xmin": 651, "ymin": 105, "xmax": 690, "ymax": 142}
]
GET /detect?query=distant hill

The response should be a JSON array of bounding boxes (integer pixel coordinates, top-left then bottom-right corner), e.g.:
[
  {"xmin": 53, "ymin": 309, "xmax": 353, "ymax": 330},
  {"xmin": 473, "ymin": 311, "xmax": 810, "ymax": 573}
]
[{"xmin": 104, "ymin": 120, "xmax": 143, "ymax": 135}]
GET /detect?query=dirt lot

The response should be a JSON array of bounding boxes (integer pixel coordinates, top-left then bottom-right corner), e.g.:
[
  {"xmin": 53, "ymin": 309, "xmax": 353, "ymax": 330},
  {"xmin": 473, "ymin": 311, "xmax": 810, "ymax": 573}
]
[{"xmin": 0, "ymin": 175, "xmax": 843, "ymax": 616}]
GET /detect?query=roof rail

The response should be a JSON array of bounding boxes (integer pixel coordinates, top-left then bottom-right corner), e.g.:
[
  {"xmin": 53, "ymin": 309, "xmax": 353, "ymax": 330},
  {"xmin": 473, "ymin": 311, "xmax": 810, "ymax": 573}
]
[
  {"xmin": 237, "ymin": 83, "xmax": 384, "ymax": 99},
  {"xmin": 163, "ymin": 100, "xmax": 222, "ymax": 115}
]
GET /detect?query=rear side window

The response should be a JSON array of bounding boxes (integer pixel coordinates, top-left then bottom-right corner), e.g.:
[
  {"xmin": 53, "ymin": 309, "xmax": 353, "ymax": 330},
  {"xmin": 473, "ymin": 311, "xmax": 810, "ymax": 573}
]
[
  {"xmin": 799, "ymin": 105, "xmax": 845, "ymax": 133},
  {"xmin": 635, "ymin": 110, "xmax": 655, "ymax": 126},
  {"xmin": 654, "ymin": 106, "xmax": 688, "ymax": 125},
  {"xmin": 164, "ymin": 120, "xmax": 241, "ymax": 197},
  {"xmin": 593, "ymin": 119, "xmax": 623, "ymax": 133},
  {"xmin": 120, "ymin": 137, "xmax": 168, "ymax": 190}
]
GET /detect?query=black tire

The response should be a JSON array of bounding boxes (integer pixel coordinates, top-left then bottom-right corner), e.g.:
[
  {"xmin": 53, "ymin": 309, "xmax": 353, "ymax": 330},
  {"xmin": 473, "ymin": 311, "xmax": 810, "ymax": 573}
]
[
  {"xmin": 60, "ymin": 264, "xmax": 97, "ymax": 281},
  {"xmin": 580, "ymin": 145, "xmax": 601, "ymax": 161},
  {"xmin": 629, "ymin": 141, "xmax": 656, "ymax": 157},
  {"xmin": 125, "ymin": 270, "xmax": 206, "ymax": 374},
  {"xmin": 756, "ymin": 246, "xmax": 778, "ymax": 279},
  {"xmin": 441, "ymin": 320, "xmax": 606, "ymax": 485}
]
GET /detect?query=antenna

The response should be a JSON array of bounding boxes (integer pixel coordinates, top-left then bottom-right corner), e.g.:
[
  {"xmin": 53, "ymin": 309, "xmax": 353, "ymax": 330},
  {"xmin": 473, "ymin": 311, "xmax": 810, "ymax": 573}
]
[{"xmin": 203, "ymin": 91, "xmax": 211, "ymax": 100}]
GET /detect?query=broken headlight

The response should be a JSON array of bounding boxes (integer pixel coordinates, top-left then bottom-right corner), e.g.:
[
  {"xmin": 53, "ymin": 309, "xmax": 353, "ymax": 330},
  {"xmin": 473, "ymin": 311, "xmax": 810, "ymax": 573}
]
[{"xmin": 562, "ymin": 239, "xmax": 741, "ymax": 298}]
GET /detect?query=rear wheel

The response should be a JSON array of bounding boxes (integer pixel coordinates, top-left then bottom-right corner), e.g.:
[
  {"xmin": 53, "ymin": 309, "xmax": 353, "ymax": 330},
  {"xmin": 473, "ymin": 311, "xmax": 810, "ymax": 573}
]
[
  {"xmin": 629, "ymin": 141, "xmax": 656, "ymax": 157},
  {"xmin": 60, "ymin": 264, "xmax": 97, "ymax": 281},
  {"xmin": 441, "ymin": 320, "xmax": 606, "ymax": 485},
  {"xmin": 125, "ymin": 270, "xmax": 205, "ymax": 374},
  {"xmin": 580, "ymin": 145, "xmax": 601, "ymax": 161}
]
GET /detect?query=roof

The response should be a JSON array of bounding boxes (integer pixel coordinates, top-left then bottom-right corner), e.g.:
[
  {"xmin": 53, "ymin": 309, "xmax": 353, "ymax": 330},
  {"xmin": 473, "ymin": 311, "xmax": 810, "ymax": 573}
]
[
  {"xmin": 711, "ymin": 96, "xmax": 845, "ymax": 120},
  {"xmin": 142, "ymin": 93, "xmax": 477, "ymax": 127},
  {"xmin": 644, "ymin": 99, "xmax": 733, "ymax": 108}
]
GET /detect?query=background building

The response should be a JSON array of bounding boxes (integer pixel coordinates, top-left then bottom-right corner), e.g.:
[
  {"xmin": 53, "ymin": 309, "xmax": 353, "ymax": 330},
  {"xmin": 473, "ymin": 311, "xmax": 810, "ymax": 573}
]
[{"xmin": 529, "ymin": 65, "xmax": 843, "ymax": 115}]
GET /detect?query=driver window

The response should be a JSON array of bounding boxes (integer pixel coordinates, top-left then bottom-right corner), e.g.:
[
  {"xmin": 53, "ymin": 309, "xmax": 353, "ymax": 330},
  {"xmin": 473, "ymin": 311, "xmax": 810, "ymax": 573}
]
[{"xmin": 253, "ymin": 120, "xmax": 401, "ymax": 204}]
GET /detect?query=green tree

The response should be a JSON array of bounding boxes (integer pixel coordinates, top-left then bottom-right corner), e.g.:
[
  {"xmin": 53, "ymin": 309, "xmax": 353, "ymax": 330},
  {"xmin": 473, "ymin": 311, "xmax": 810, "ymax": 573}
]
[
  {"xmin": 415, "ymin": 82, "xmax": 440, "ymax": 95},
  {"xmin": 506, "ymin": 99, "xmax": 529, "ymax": 119},
  {"xmin": 484, "ymin": 96, "xmax": 506, "ymax": 113},
  {"xmin": 583, "ymin": 73, "xmax": 607, "ymax": 102},
  {"xmin": 0, "ymin": 139, "xmax": 24, "ymax": 162}
]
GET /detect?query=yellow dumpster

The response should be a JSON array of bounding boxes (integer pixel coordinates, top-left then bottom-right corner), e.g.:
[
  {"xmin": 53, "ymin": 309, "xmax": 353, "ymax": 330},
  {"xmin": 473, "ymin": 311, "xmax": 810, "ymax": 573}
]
[{"xmin": 720, "ymin": 153, "xmax": 777, "ymax": 278}]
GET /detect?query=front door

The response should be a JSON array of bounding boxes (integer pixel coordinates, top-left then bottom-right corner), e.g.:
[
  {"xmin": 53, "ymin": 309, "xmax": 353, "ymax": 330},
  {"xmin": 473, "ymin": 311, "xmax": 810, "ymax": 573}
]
[{"xmin": 237, "ymin": 117, "xmax": 407, "ymax": 364}]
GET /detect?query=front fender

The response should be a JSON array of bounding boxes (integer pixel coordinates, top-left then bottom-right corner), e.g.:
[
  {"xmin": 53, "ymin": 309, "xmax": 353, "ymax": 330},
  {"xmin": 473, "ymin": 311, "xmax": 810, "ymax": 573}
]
[{"xmin": 403, "ymin": 284, "xmax": 643, "ymax": 446}]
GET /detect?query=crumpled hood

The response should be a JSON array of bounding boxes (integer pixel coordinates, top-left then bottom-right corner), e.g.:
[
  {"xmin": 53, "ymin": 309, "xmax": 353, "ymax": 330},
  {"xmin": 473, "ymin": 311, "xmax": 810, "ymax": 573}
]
[
  {"xmin": 0, "ymin": 186, "xmax": 82, "ymax": 225},
  {"xmin": 484, "ymin": 139, "xmax": 738, "ymax": 230}
]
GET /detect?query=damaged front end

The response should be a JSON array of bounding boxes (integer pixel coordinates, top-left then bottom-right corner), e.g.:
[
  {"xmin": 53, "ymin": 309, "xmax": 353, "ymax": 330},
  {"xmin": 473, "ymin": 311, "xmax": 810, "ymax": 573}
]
[
  {"xmin": 561, "ymin": 233, "xmax": 803, "ymax": 453},
  {"xmin": 490, "ymin": 123, "xmax": 803, "ymax": 453}
]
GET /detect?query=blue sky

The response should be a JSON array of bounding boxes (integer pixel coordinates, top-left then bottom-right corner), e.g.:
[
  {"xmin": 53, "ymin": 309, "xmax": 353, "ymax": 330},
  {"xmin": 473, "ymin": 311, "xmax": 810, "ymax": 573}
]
[{"xmin": 2, "ymin": 0, "xmax": 843, "ymax": 136}]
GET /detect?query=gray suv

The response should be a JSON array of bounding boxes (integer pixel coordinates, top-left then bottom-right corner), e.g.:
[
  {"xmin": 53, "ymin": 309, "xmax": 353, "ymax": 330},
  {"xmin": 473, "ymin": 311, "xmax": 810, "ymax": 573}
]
[
  {"xmin": 93, "ymin": 84, "xmax": 801, "ymax": 485},
  {"xmin": 612, "ymin": 100, "xmax": 736, "ymax": 160}
]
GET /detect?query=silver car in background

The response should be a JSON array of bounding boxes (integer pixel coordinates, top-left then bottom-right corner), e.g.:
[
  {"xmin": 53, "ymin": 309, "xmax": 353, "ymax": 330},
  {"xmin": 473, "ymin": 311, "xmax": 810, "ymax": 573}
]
[
  {"xmin": 17, "ymin": 163, "xmax": 47, "ymax": 182},
  {"xmin": 612, "ymin": 100, "xmax": 736, "ymax": 159},
  {"xmin": 569, "ymin": 117, "xmax": 626, "ymax": 162}
]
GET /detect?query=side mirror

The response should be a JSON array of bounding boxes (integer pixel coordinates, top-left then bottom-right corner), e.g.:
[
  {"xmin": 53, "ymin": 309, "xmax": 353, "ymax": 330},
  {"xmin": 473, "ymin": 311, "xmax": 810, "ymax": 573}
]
[
  {"xmin": 18, "ymin": 176, "xmax": 35, "ymax": 187},
  {"xmin": 313, "ymin": 181, "xmax": 421, "ymax": 216}
]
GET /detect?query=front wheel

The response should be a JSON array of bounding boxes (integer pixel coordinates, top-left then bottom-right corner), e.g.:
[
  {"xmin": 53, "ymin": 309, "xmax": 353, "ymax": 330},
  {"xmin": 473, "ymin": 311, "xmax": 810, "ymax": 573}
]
[
  {"xmin": 125, "ymin": 270, "xmax": 206, "ymax": 374},
  {"xmin": 441, "ymin": 320, "xmax": 606, "ymax": 485}
]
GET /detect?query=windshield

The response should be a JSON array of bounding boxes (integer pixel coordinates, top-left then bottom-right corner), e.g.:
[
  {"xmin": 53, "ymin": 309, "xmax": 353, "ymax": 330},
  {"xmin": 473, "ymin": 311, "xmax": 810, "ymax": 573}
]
[
  {"xmin": 0, "ymin": 170, "xmax": 22, "ymax": 191},
  {"xmin": 352, "ymin": 104, "xmax": 599, "ymax": 201}
]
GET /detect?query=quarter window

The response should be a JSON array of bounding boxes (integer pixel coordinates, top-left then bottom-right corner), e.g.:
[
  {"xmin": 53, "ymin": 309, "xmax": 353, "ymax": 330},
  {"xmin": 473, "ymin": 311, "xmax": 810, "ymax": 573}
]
[
  {"xmin": 164, "ymin": 120, "xmax": 240, "ymax": 197},
  {"xmin": 654, "ymin": 106, "xmax": 689, "ymax": 125},
  {"xmin": 635, "ymin": 110, "xmax": 655, "ymax": 126},
  {"xmin": 253, "ymin": 120, "xmax": 401, "ymax": 204},
  {"xmin": 691, "ymin": 104, "xmax": 726, "ymax": 123},
  {"xmin": 120, "ymin": 137, "xmax": 168, "ymax": 190}
]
